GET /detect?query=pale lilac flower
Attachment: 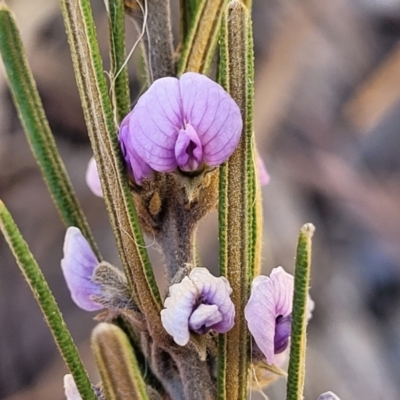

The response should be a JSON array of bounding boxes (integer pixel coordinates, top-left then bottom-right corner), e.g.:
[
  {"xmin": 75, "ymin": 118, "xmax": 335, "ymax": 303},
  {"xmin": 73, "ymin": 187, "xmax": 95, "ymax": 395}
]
[
  {"xmin": 85, "ymin": 157, "xmax": 103, "ymax": 197},
  {"xmin": 119, "ymin": 72, "xmax": 243, "ymax": 184},
  {"xmin": 61, "ymin": 227, "xmax": 102, "ymax": 311},
  {"xmin": 244, "ymin": 266, "xmax": 314, "ymax": 365},
  {"xmin": 161, "ymin": 267, "xmax": 235, "ymax": 346},
  {"xmin": 318, "ymin": 392, "xmax": 341, "ymax": 400}
]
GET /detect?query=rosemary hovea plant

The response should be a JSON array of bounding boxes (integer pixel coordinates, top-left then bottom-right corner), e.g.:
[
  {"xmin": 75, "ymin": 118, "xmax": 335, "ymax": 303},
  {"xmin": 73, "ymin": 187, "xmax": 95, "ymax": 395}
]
[{"xmin": 0, "ymin": 0, "xmax": 339, "ymax": 399}]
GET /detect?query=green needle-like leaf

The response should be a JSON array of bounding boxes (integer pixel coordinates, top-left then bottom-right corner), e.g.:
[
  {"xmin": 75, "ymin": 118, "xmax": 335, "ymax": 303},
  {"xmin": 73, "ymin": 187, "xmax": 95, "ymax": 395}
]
[
  {"xmin": 179, "ymin": 0, "xmax": 201, "ymax": 44},
  {"xmin": 178, "ymin": 0, "xmax": 229, "ymax": 75},
  {"xmin": 217, "ymin": 1, "xmax": 257, "ymax": 398},
  {"xmin": 92, "ymin": 323, "xmax": 150, "ymax": 400},
  {"xmin": 0, "ymin": 5, "xmax": 101, "ymax": 260},
  {"xmin": 286, "ymin": 223, "xmax": 315, "ymax": 400},
  {"xmin": 59, "ymin": 0, "xmax": 163, "ymax": 318},
  {"xmin": 0, "ymin": 201, "xmax": 96, "ymax": 400},
  {"xmin": 108, "ymin": 0, "xmax": 130, "ymax": 123}
]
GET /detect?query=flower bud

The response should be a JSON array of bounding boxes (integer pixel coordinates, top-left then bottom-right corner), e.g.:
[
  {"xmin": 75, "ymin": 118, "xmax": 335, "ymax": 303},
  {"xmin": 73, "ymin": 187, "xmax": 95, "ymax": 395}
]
[
  {"xmin": 61, "ymin": 227, "xmax": 102, "ymax": 311},
  {"xmin": 85, "ymin": 157, "xmax": 103, "ymax": 197}
]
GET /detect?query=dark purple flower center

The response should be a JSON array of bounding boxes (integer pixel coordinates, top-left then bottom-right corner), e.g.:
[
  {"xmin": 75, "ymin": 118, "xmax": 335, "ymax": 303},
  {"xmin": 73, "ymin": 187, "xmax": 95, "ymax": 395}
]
[
  {"xmin": 175, "ymin": 123, "xmax": 203, "ymax": 172},
  {"xmin": 185, "ymin": 139, "xmax": 200, "ymax": 170},
  {"xmin": 274, "ymin": 315, "xmax": 291, "ymax": 354}
]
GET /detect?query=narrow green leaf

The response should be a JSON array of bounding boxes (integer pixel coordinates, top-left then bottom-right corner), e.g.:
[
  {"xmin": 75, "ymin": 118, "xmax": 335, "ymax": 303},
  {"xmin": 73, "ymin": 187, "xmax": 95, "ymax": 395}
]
[
  {"xmin": 59, "ymin": 0, "xmax": 163, "ymax": 318},
  {"xmin": 0, "ymin": 201, "xmax": 96, "ymax": 400},
  {"xmin": 108, "ymin": 0, "xmax": 130, "ymax": 123},
  {"xmin": 217, "ymin": 1, "xmax": 256, "ymax": 399},
  {"xmin": 179, "ymin": 0, "xmax": 201, "ymax": 44},
  {"xmin": 178, "ymin": 0, "xmax": 229, "ymax": 75},
  {"xmin": 92, "ymin": 323, "xmax": 150, "ymax": 400},
  {"xmin": 0, "ymin": 5, "xmax": 101, "ymax": 260},
  {"xmin": 286, "ymin": 223, "xmax": 315, "ymax": 400}
]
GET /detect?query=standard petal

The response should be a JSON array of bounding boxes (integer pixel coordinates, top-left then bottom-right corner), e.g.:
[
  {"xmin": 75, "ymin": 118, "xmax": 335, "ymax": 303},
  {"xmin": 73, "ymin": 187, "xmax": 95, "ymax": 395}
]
[
  {"xmin": 161, "ymin": 276, "xmax": 198, "ymax": 346},
  {"xmin": 85, "ymin": 157, "xmax": 103, "ymax": 197},
  {"xmin": 245, "ymin": 275, "xmax": 276, "ymax": 364},
  {"xmin": 189, "ymin": 268, "xmax": 235, "ymax": 333},
  {"xmin": 130, "ymin": 77, "xmax": 182, "ymax": 171},
  {"xmin": 271, "ymin": 266, "xmax": 314, "ymax": 321},
  {"xmin": 270, "ymin": 266, "xmax": 294, "ymax": 317},
  {"xmin": 119, "ymin": 116, "xmax": 154, "ymax": 184},
  {"xmin": 61, "ymin": 227, "xmax": 102, "ymax": 311},
  {"xmin": 270, "ymin": 267, "xmax": 314, "ymax": 322},
  {"xmin": 180, "ymin": 72, "xmax": 242, "ymax": 166},
  {"xmin": 317, "ymin": 392, "xmax": 341, "ymax": 400}
]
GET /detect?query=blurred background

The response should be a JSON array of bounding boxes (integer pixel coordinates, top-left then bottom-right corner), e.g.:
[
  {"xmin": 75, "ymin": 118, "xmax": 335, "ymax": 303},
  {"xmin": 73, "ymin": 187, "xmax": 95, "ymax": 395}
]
[{"xmin": 1, "ymin": 0, "xmax": 400, "ymax": 398}]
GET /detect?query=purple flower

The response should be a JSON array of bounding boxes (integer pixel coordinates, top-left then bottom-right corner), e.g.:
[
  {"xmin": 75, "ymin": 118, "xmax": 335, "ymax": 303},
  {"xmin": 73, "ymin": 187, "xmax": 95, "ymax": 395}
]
[
  {"xmin": 85, "ymin": 157, "xmax": 103, "ymax": 197},
  {"xmin": 119, "ymin": 72, "xmax": 243, "ymax": 184},
  {"xmin": 160, "ymin": 268, "xmax": 235, "ymax": 346},
  {"xmin": 318, "ymin": 392, "xmax": 341, "ymax": 400},
  {"xmin": 244, "ymin": 267, "xmax": 314, "ymax": 365},
  {"xmin": 61, "ymin": 227, "xmax": 102, "ymax": 311}
]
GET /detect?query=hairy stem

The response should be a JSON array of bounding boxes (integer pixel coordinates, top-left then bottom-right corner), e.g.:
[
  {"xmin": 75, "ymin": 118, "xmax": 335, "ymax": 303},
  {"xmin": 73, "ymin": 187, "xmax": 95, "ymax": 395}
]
[{"xmin": 126, "ymin": 0, "xmax": 175, "ymax": 82}]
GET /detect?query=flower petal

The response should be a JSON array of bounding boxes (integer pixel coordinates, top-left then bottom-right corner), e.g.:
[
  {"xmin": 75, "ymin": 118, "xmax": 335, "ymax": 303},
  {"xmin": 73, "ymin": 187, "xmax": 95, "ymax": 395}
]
[
  {"xmin": 274, "ymin": 315, "xmax": 291, "ymax": 354},
  {"xmin": 129, "ymin": 77, "xmax": 182, "ymax": 171},
  {"xmin": 161, "ymin": 268, "xmax": 235, "ymax": 345},
  {"xmin": 175, "ymin": 123, "xmax": 203, "ymax": 171},
  {"xmin": 85, "ymin": 157, "xmax": 103, "ymax": 197},
  {"xmin": 270, "ymin": 266, "xmax": 294, "ymax": 317},
  {"xmin": 180, "ymin": 72, "xmax": 242, "ymax": 166},
  {"xmin": 189, "ymin": 304, "xmax": 222, "ymax": 334},
  {"xmin": 317, "ymin": 392, "xmax": 341, "ymax": 400},
  {"xmin": 119, "ymin": 116, "xmax": 154, "ymax": 184},
  {"xmin": 188, "ymin": 268, "xmax": 235, "ymax": 333},
  {"xmin": 245, "ymin": 267, "xmax": 314, "ymax": 364},
  {"xmin": 61, "ymin": 227, "xmax": 102, "ymax": 311},
  {"xmin": 245, "ymin": 275, "xmax": 277, "ymax": 364},
  {"xmin": 161, "ymin": 276, "xmax": 198, "ymax": 346},
  {"xmin": 63, "ymin": 375, "xmax": 82, "ymax": 400},
  {"xmin": 245, "ymin": 267, "xmax": 294, "ymax": 364}
]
